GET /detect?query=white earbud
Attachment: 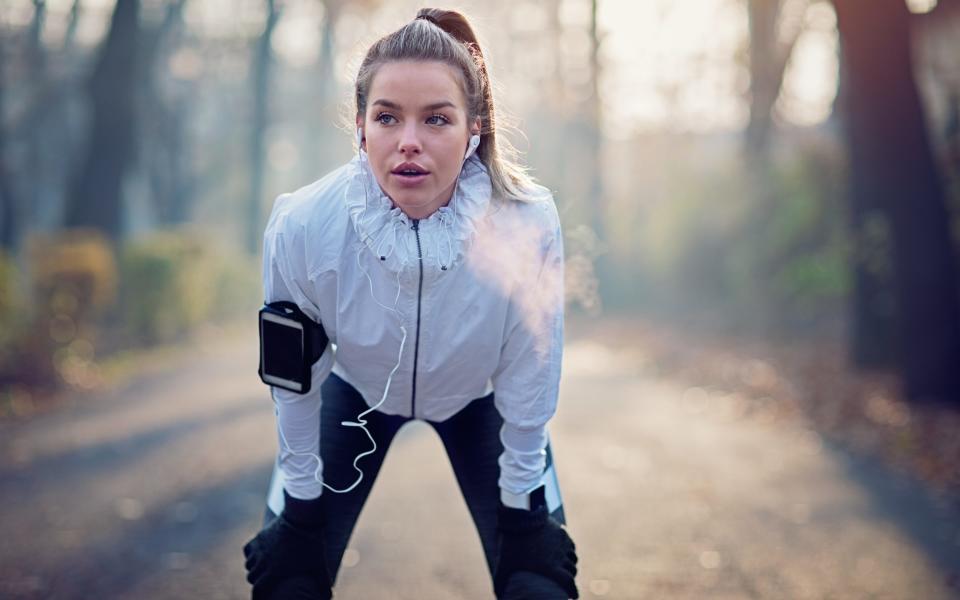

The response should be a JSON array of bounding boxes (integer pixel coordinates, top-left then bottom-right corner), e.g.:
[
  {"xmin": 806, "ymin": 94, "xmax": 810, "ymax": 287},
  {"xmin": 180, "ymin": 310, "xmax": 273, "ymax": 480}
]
[
  {"xmin": 356, "ymin": 127, "xmax": 364, "ymax": 148},
  {"xmin": 465, "ymin": 134, "xmax": 480, "ymax": 159}
]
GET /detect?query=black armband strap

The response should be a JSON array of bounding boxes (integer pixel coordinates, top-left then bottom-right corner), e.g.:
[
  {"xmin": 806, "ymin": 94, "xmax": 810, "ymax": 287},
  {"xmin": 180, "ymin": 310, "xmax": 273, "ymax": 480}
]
[{"xmin": 258, "ymin": 301, "xmax": 329, "ymax": 394}]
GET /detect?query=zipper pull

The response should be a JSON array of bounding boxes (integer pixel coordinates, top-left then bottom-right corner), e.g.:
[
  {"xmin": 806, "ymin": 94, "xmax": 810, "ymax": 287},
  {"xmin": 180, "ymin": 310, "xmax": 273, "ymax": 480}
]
[{"xmin": 411, "ymin": 218, "xmax": 419, "ymax": 231}]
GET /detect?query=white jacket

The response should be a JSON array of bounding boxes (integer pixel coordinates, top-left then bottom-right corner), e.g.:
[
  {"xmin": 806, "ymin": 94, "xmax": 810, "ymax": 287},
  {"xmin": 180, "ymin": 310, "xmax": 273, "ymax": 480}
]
[{"xmin": 263, "ymin": 150, "xmax": 564, "ymax": 506}]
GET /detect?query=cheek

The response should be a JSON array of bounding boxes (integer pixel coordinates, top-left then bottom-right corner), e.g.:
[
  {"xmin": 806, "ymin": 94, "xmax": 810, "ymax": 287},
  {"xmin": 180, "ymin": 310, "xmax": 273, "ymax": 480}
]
[
  {"xmin": 366, "ymin": 138, "xmax": 391, "ymax": 173},
  {"xmin": 440, "ymin": 139, "xmax": 470, "ymax": 173},
  {"xmin": 434, "ymin": 152, "xmax": 460, "ymax": 178}
]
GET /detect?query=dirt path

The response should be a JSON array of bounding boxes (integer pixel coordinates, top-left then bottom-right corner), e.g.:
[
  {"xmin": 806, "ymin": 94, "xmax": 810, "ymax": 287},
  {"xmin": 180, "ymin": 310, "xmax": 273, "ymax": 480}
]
[{"xmin": 1, "ymin": 327, "xmax": 958, "ymax": 599}]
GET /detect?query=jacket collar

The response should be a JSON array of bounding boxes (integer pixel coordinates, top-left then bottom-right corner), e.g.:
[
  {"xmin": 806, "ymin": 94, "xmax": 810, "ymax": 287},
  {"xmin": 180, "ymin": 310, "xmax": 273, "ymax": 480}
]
[{"xmin": 343, "ymin": 151, "xmax": 493, "ymax": 274}]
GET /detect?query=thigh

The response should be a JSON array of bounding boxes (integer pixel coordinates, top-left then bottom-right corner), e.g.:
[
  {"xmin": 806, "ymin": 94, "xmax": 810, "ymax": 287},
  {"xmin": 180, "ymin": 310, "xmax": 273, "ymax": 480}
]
[
  {"xmin": 429, "ymin": 392, "xmax": 503, "ymax": 576},
  {"xmin": 431, "ymin": 395, "xmax": 572, "ymax": 599},
  {"xmin": 263, "ymin": 372, "xmax": 409, "ymax": 584}
]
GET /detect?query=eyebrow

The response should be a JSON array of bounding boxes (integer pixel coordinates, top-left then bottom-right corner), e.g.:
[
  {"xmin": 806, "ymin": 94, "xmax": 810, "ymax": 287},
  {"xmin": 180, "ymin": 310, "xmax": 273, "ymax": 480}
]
[{"xmin": 371, "ymin": 99, "xmax": 457, "ymax": 111}]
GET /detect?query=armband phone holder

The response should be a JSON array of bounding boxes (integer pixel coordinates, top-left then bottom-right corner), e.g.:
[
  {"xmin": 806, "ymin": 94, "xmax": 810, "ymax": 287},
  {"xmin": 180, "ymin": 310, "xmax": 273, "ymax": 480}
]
[{"xmin": 258, "ymin": 301, "xmax": 328, "ymax": 394}]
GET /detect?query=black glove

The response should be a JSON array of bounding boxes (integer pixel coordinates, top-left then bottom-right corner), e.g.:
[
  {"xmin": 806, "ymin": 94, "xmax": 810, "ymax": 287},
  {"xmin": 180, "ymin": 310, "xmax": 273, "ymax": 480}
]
[
  {"xmin": 267, "ymin": 577, "xmax": 331, "ymax": 599},
  {"xmin": 493, "ymin": 503, "xmax": 579, "ymax": 599},
  {"xmin": 243, "ymin": 490, "xmax": 333, "ymax": 600}
]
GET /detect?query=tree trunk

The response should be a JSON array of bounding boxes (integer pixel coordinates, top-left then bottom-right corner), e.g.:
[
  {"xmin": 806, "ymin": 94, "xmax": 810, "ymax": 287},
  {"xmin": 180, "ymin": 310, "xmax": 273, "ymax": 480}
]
[
  {"xmin": 0, "ymin": 33, "xmax": 15, "ymax": 253},
  {"xmin": 833, "ymin": 35, "xmax": 898, "ymax": 368},
  {"xmin": 744, "ymin": 0, "xmax": 805, "ymax": 158},
  {"xmin": 587, "ymin": 0, "xmax": 605, "ymax": 276},
  {"xmin": 141, "ymin": 0, "xmax": 191, "ymax": 227},
  {"xmin": 745, "ymin": 0, "xmax": 779, "ymax": 158},
  {"xmin": 301, "ymin": 0, "xmax": 341, "ymax": 184},
  {"xmin": 833, "ymin": 0, "xmax": 960, "ymax": 404},
  {"xmin": 246, "ymin": 0, "xmax": 279, "ymax": 255},
  {"xmin": 63, "ymin": 0, "xmax": 140, "ymax": 241}
]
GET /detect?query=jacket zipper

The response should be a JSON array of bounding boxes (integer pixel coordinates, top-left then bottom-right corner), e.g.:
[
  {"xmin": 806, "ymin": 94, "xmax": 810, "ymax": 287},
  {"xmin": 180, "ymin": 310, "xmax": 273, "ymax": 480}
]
[{"xmin": 411, "ymin": 218, "xmax": 424, "ymax": 418}]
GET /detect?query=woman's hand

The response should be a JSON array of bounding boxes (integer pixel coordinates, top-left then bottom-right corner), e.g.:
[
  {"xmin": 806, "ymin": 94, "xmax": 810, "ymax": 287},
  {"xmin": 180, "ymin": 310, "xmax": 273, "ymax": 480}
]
[
  {"xmin": 493, "ymin": 503, "xmax": 579, "ymax": 599},
  {"xmin": 243, "ymin": 491, "xmax": 333, "ymax": 600}
]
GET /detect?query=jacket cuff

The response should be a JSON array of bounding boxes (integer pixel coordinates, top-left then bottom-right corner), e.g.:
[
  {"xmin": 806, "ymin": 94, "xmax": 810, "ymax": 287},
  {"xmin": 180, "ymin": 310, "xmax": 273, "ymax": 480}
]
[
  {"xmin": 281, "ymin": 488, "xmax": 325, "ymax": 530},
  {"xmin": 500, "ymin": 482, "xmax": 547, "ymax": 511}
]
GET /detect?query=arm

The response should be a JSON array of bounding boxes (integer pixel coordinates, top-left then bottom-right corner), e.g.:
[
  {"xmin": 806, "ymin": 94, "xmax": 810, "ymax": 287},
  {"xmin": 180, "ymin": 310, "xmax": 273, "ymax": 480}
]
[
  {"xmin": 492, "ymin": 203, "xmax": 565, "ymax": 507},
  {"xmin": 262, "ymin": 198, "xmax": 335, "ymax": 500},
  {"xmin": 244, "ymin": 197, "xmax": 335, "ymax": 599},
  {"xmin": 490, "ymin": 203, "xmax": 578, "ymax": 598}
]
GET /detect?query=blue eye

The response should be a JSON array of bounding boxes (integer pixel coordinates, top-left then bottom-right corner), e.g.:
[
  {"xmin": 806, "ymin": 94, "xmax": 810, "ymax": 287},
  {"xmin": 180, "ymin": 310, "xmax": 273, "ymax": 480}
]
[
  {"xmin": 427, "ymin": 114, "xmax": 450, "ymax": 125},
  {"xmin": 375, "ymin": 113, "xmax": 396, "ymax": 125}
]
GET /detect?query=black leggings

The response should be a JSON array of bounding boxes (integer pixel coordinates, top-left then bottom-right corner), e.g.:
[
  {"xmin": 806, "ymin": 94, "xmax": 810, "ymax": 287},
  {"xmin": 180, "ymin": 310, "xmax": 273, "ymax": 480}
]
[{"xmin": 261, "ymin": 372, "xmax": 569, "ymax": 599}]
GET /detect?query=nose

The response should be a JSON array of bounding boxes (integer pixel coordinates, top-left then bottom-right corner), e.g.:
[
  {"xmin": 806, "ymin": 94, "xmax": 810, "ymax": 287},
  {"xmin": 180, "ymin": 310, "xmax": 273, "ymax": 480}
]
[{"xmin": 397, "ymin": 123, "xmax": 422, "ymax": 154}]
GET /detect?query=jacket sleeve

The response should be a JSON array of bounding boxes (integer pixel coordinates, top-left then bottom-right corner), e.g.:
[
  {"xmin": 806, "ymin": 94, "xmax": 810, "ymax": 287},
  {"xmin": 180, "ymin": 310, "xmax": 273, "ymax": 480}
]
[
  {"xmin": 263, "ymin": 195, "xmax": 335, "ymax": 500},
  {"xmin": 491, "ymin": 202, "xmax": 564, "ymax": 506}
]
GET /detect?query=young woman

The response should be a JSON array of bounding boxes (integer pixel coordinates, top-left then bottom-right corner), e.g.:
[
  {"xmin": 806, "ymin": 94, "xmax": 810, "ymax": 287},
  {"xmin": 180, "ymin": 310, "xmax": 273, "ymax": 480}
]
[{"xmin": 242, "ymin": 8, "xmax": 579, "ymax": 599}]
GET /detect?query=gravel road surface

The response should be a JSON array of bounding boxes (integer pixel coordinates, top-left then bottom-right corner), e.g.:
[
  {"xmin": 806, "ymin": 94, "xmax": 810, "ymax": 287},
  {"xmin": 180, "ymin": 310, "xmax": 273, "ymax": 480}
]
[{"xmin": 2, "ymin": 329, "xmax": 959, "ymax": 599}]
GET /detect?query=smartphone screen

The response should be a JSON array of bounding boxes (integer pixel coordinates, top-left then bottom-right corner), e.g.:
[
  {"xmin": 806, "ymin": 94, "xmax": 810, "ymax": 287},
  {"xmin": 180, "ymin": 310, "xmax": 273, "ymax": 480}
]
[{"xmin": 260, "ymin": 312, "xmax": 305, "ymax": 390}]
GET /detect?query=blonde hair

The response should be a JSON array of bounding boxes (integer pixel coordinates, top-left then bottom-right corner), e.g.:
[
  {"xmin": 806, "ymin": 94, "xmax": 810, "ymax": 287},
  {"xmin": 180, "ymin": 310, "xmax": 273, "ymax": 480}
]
[{"xmin": 353, "ymin": 8, "xmax": 541, "ymax": 203}]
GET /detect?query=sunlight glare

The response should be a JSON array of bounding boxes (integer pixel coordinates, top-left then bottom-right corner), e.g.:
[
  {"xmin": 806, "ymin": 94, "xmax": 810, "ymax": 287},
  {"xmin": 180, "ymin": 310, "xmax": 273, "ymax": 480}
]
[
  {"xmin": 599, "ymin": 0, "xmax": 838, "ymax": 135},
  {"xmin": 906, "ymin": 0, "xmax": 938, "ymax": 14},
  {"xmin": 599, "ymin": 0, "xmax": 748, "ymax": 136},
  {"xmin": 272, "ymin": 2, "xmax": 325, "ymax": 69},
  {"xmin": 776, "ymin": 2, "xmax": 839, "ymax": 126}
]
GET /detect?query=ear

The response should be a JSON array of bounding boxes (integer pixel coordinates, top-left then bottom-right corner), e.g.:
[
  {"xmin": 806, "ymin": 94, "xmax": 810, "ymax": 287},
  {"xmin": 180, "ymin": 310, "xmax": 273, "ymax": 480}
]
[
  {"xmin": 471, "ymin": 116, "xmax": 481, "ymax": 136},
  {"xmin": 355, "ymin": 116, "xmax": 365, "ymax": 150}
]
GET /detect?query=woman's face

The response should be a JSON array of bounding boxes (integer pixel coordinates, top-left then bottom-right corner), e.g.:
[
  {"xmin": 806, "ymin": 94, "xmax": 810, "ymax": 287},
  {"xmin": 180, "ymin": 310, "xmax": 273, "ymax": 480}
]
[{"xmin": 358, "ymin": 60, "xmax": 480, "ymax": 220}]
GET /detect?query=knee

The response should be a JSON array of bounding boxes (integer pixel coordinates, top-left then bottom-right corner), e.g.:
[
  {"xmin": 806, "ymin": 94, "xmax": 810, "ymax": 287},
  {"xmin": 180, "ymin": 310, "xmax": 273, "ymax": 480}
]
[{"xmin": 501, "ymin": 570, "xmax": 571, "ymax": 599}]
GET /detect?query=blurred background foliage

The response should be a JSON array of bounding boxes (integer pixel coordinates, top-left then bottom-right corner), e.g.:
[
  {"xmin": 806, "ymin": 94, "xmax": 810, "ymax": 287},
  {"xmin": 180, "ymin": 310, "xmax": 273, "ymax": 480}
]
[
  {"xmin": 119, "ymin": 229, "xmax": 259, "ymax": 344},
  {"xmin": 1, "ymin": 0, "xmax": 959, "ymax": 409}
]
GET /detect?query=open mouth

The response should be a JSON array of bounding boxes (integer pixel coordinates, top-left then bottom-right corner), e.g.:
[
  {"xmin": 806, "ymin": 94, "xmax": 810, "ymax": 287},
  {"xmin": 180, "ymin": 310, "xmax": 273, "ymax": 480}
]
[
  {"xmin": 391, "ymin": 162, "xmax": 430, "ymax": 181},
  {"xmin": 391, "ymin": 164, "xmax": 430, "ymax": 185},
  {"xmin": 394, "ymin": 170, "xmax": 427, "ymax": 178}
]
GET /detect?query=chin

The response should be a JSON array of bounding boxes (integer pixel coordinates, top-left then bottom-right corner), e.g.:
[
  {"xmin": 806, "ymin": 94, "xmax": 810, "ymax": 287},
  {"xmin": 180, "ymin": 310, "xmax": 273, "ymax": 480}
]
[{"xmin": 390, "ymin": 191, "xmax": 433, "ymax": 212}]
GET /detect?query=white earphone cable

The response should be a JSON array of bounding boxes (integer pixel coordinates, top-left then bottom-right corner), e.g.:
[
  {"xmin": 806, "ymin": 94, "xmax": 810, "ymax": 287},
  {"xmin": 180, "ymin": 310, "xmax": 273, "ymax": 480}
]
[{"xmin": 272, "ymin": 129, "xmax": 478, "ymax": 495}]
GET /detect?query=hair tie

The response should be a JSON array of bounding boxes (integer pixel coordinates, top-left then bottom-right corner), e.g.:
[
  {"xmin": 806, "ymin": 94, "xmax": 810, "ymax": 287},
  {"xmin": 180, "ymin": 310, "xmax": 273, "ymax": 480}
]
[{"xmin": 416, "ymin": 13, "xmax": 439, "ymax": 25}]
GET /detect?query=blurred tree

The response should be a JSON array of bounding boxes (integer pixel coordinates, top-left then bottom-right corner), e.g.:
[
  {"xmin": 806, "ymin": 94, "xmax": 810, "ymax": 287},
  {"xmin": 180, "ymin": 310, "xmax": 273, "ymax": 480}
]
[
  {"xmin": 0, "ymin": 36, "xmax": 14, "ymax": 253},
  {"xmin": 586, "ymin": 0, "xmax": 605, "ymax": 269},
  {"xmin": 246, "ymin": 0, "xmax": 280, "ymax": 255},
  {"xmin": 63, "ymin": 0, "xmax": 141, "ymax": 241},
  {"xmin": 300, "ymin": 0, "xmax": 381, "ymax": 182},
  {"xmin": 24, "ymin": 0, "xmax": 48, "ymax": 247},
  {"xmin": 738, "ymin": 0, "xmax": 818, "ymax": 338},
  {"xmin": 301, "ymin": 0, "xmax": 344, "ymax": 178},
  {"xmin": 915, "ymin": 0, "xmax": 960, "ymax": 188},
  {"xmin": 833, "ymin": 0, "xmax": 960, "ymax": 404},
  {"xmin": 319, "ymin": 0, "xmax": 341, "ymax": 105},
  {"xmin": 745, "ymin": 0, "xmax": 807, "ymax": 158},
  {"xmin": 139, "ymin": 0, "xmax": 193, "ymax": 227},
  {"xmin": 585, "ymin": 0, "xmax": 613, "ymax": 314},
  {"xmin": 832, "ymin": 37, "xmax": 898, "ymax": 368},
  {"xmin": 4, "ymin": 0, "xmax": 82, "ymax": 251},
  {"xmin": 1, "ymin": 0, "xmax": 49, "ymax": 254},
  {"xmin": 301, "ymin": 0, "xmax": 364, "ymax": 181}
]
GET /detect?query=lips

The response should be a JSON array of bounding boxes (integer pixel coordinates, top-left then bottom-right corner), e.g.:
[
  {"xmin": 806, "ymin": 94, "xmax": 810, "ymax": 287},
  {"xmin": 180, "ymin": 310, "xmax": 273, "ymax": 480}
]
[
  {"xmin": 391, "ymin": 162, "xmax": 430, "ymax": 177},
  {"xmin": 390, "ymin": 162, "xmax": 430, "ymax": 187}
]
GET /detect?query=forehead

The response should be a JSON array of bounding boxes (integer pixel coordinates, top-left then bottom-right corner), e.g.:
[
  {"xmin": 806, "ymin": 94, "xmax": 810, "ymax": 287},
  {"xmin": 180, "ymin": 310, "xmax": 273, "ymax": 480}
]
[{"xmin": 368, "ymin": 60, "xmax": 466, "ymax": 110}]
